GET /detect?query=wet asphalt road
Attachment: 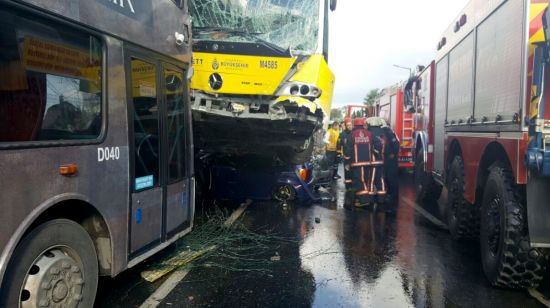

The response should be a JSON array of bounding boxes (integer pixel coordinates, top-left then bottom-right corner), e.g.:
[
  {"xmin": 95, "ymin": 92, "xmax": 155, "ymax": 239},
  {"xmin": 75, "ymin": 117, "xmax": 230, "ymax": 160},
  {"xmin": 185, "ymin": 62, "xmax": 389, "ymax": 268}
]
[{"xmin": 96, "ymin": 173, "xmax": 544, "ymax": 307}]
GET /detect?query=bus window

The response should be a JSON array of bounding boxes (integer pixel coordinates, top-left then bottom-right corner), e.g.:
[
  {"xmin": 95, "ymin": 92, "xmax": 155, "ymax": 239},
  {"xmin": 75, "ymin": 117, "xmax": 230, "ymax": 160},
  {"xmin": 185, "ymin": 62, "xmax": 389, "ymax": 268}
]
[
  {"xmin": 165, "ymin": 68, "xmax": 187, "ymax": 183},
  {"xmin": 131, "ymin": 58, "xmax": 160, "ymax": 190},
  {"xmin": 0, "ymin": 8, "xmax": 102, "ymax": 143}
]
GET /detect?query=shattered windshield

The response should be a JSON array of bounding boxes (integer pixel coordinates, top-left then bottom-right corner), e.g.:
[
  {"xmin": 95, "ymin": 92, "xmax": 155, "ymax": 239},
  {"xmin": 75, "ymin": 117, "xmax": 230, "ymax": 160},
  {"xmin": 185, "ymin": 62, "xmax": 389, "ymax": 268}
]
[{"xmin": 191, "ymin": 0, "xmax": 321, "ymax": 54}]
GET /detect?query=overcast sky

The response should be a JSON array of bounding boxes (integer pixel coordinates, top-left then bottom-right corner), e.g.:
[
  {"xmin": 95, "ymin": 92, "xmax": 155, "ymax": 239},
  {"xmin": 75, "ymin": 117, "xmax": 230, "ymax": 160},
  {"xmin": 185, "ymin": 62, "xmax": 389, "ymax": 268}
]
[{"xmin": 328, "ymin": 0, "xmax": 469, "ymax": 108}]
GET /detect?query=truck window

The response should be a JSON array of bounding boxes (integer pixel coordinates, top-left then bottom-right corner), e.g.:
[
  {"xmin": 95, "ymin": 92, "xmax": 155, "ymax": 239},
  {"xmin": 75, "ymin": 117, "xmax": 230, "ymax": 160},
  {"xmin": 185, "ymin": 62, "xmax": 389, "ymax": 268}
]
[{"xmin": 0, "ymin": 8, "xmax": 102, "ymax": 143}]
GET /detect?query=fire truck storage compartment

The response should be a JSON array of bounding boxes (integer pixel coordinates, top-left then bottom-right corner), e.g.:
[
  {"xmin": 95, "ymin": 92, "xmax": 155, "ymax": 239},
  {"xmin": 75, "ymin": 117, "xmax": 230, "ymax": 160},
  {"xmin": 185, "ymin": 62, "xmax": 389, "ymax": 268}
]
[
  {"xmin": 473, "ymin": 0, "xmax": 524, "ymax": 124},
  {"xmin": 446, "ymin": 32, "xmax": 474, "ymax": 126}
]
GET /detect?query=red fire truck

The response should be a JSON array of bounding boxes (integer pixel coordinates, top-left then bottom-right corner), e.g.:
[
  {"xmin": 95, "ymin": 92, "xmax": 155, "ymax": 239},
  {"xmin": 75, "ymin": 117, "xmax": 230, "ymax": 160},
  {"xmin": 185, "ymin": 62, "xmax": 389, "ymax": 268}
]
[
  {"xmin": 342, "ymin": 104, "xmax": 372, "ymax": 123},
  {"xmin": 412, "ymin": 0, "xmax": 550, "ymax": 289},
  {"xmin": 375, "ymin": 84, "xmax": 415, "ymax": 168}
]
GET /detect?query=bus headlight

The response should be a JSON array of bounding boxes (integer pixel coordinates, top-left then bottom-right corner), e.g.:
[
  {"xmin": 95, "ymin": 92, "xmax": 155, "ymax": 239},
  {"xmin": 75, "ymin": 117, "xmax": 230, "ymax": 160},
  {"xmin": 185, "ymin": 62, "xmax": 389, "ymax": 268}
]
[{"xmin": 277, "ymin": 82, "xmax": 322, "ymax": 98}]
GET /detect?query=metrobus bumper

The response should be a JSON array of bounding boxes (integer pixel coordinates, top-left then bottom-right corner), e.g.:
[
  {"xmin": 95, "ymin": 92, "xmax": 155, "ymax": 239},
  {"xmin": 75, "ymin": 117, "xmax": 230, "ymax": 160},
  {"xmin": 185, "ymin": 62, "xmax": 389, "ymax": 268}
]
[{"xmin": 191, "ymin": 92, "xmax": 323, "ymax": 161}]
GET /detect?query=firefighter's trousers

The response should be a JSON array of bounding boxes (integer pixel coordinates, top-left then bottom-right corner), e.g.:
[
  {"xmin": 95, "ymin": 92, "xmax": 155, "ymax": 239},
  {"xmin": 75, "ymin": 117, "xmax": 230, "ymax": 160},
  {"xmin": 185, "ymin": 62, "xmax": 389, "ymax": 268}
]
[
  {"xmin": 371, "ymin": 159, "xmax": 387, "ymax": 203},
  {"xmin": 384, "ymin": 157, "xmax": 399, "ymax": 209},
  {"xmin": 351, "ymin": 163, "xmax": 375, "ymax": 205}
]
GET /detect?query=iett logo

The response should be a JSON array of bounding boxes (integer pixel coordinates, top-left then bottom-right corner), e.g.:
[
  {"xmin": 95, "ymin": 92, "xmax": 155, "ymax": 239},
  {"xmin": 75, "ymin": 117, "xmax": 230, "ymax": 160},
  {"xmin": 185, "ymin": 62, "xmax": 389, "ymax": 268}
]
[{"xmin": 212, "ymin": 58, "xmax": 219, "ymax": 70}]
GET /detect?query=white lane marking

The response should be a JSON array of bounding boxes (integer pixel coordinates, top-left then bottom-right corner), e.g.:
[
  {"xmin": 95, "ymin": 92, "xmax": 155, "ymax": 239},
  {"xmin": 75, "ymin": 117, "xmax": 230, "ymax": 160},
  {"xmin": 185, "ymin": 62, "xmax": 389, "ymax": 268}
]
[
  {"xmin": 402, "ymin": 197, "xmax": 449, "ymax": 230},
  {"xmin": 529, "ymin": 288, "xmax": 550, "ymax": 308},
  {"xmin": 139, "ymin": 269, "xmax": 190, "ymax": 308}
]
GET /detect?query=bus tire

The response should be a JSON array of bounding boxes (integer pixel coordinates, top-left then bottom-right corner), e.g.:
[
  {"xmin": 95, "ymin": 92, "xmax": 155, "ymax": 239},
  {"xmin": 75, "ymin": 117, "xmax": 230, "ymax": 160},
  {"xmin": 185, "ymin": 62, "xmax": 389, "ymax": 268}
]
[
  {"xmin": 447, "ymin": 156, "xmax": 478, "ymax": 240},
  {"xmin": 414, "ymin": 150, "xmax": 442, "ymax": 202},
  {"xmin": 480, "ymin": 165, "xmax": 547, "ymax": 288},
  {"xmin": 0, "ymin": 219, "xmax": 99, "ymax": 307}
]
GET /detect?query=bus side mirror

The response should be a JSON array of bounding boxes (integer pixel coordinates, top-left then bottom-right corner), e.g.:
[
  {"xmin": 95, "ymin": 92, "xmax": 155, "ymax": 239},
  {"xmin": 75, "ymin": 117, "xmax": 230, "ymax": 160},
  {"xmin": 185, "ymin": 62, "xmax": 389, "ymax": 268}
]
[{"xmin": 330, "ymin": 0, "xmax": 337, "ymax": 11}]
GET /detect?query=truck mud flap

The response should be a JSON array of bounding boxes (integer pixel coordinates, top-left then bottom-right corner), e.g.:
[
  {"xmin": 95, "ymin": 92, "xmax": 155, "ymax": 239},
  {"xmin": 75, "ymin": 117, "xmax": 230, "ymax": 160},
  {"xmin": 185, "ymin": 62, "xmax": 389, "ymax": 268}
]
[{"xmin": 527, "ymin": 173, "xmax": 550, "ymax": 247}]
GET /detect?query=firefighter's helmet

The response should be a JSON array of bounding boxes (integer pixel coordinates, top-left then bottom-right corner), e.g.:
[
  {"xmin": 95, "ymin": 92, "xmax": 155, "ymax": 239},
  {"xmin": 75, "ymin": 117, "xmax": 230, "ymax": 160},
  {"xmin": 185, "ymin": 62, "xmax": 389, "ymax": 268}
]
[{"xmin": 353, "ymin": 117, "xmax": 365, "ymax": 127}]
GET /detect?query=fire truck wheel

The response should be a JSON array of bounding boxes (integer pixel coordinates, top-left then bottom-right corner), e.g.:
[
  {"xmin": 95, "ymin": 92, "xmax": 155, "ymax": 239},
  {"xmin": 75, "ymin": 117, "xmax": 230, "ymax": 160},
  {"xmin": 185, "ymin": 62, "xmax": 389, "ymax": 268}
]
[
  {"xmin": 447, "ymin": 156, "xmax": 479, "ymax": 240},
  {"xmin": 480, "ymin": 165, "xmax": 547, "ymax": 288},
  {"xmin": 0, "ymin": 219, "xmax": 99, "ymax": 308},
  {"xmin": 414, "ymin": 151, "xmax": 442, "ymax": 202}
]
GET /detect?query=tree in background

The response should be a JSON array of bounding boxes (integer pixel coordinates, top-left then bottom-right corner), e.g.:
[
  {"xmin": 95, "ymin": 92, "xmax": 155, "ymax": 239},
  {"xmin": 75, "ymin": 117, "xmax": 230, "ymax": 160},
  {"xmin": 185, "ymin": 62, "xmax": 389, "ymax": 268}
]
[
  {"xmin": 363, "ymin": 88, "xmax": 380, "ymax": 106},
  {"xmin": 330, "ymin": 108, "xmax": 343, "ymax": 122}
]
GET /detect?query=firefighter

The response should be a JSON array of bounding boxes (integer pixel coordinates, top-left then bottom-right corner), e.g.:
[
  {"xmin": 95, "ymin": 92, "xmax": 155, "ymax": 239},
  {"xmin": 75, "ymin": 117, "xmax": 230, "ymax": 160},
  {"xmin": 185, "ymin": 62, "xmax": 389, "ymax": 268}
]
[
  {"xmin": 324, "ymin": 121, "xmax": 341, "ymax": 179},
  {"xmin": 366, "ymin": 117, "xmax": 399, "ymax": 211},
  {"xmin": 381, "ymin": 123, "xmax": 400, "ymax": 212},
  {"xmin": 365, "ymin": 117, "xmax": 388, "ymax": 205},
  {"xmin": 350, "ymin": 117, "xmax": 380, "ymax": 207},
  {"xmin": 337, "ymin": 119, "xmax": 354, "ymax": 189}
]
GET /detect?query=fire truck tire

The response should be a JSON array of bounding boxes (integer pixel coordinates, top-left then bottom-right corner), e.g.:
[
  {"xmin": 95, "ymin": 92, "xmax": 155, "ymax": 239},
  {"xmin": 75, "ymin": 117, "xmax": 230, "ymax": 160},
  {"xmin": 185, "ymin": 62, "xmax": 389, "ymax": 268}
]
[
  {"xmin": 447, "ymin": 156, "xmax": 479, "ymax": 240},
  {"xmin": 0, "ymin": 219, "xmax": 99, "ymax": 308},
  {"xmin": 480, "ymin": 165, "xmax": 547, "ymax": 289},
  {"xmin": 414, "ymin": 151, "xmax": 442, "ymax": 202}
]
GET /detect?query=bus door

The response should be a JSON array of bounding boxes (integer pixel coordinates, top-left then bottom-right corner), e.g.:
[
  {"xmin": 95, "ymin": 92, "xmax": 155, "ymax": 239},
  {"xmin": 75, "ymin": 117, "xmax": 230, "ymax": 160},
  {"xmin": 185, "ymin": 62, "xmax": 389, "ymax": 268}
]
[{"xmin": 127, "ymin": 50, "xmax": 191, "ymax": 255}]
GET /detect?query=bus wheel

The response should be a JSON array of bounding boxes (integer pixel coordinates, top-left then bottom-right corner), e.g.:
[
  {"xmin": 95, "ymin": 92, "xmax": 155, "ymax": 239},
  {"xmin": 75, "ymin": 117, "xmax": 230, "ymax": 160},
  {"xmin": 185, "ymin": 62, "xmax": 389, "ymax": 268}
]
[
  {"xmin": 414, "ymin": 150, "xmax": 442, "ymax": 202},
  {"xmin": 447, "ymin": 156, "xmax": 478, "ymax": 240},
  {"xmin": 480, "ymin": 165, "xmax": 547, "ymax": 288},
  {"xmin": 0, "ymin": 219, "xmax": 98, "ymax": 307}
]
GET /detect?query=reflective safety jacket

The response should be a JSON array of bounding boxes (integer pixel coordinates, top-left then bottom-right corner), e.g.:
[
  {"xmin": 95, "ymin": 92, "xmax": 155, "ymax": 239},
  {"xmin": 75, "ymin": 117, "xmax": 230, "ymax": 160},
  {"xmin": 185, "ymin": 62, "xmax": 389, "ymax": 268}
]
[
  {"xmin": 369, "ymin": 126, "xmax": 399, "ymax": 159},
  {"xmin": 325, "ymin": 128, "xmax": 340, "ymax": 152},
  {"xmin": 351, "ymin": 127, "xmax": 386, "ymax": 199}
]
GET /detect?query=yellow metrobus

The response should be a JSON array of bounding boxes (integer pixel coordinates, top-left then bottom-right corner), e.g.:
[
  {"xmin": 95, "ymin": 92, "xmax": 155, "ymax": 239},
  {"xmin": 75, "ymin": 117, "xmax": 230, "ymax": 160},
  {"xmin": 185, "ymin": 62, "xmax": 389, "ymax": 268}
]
[{"xmin": 189, "ymin": 0, "xmax": 337, "ymax": 164}]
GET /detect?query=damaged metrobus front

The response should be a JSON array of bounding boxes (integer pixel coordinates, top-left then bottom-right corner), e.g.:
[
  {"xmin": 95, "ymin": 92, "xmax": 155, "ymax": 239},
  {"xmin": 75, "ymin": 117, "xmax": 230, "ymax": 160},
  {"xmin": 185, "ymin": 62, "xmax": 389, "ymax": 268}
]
[
  {"xmin": 0, "ymin": 0, "xmax": 194, "ymax": 305},
  {"xmin": 190, "ymin": 0, "xmax": 337, "ymax": 164}
]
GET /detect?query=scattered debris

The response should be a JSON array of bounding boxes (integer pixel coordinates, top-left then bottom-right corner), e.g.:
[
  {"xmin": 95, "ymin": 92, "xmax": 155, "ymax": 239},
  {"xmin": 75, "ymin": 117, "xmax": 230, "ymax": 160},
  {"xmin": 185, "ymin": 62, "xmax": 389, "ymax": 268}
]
[
  {"xmin": 141, "ymin": 201, "xmax": 251, "ymax": 282},
  {"xmin": 141, "ymin": 246, "xmax": 216, "ymax": 282},
  {"xmin": 223, "ymin": 200, "xmax": 252, "ymax": 227},
  {"xmin": 270, "ymin": 252, "xmax": 281, "ymax": 262}
]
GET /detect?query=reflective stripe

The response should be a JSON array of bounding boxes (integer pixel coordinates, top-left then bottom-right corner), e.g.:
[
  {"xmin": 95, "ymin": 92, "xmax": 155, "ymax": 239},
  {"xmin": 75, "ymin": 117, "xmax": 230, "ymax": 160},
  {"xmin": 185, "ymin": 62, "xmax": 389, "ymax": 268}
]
[
  {"xmin": 370, "ymin": 165, "xmax": 376, "ymax": 192},
  {"xmin": 356, "ymin": 190, "xmax": 372, "ymax": 196},
  {"xmin": 361, "ymin": 167, "xmax": 368, "ymax": 192},
  {"xmin": 344, "ymin": 180, "xmax": 353, "ymax": 184},
  {"xmin": 370, "ymin": 161, "xmax": 384, "ymax": 165},
  {"xmin": 351, "ymin": 162, "xmax": 371, "ymax": 167}
]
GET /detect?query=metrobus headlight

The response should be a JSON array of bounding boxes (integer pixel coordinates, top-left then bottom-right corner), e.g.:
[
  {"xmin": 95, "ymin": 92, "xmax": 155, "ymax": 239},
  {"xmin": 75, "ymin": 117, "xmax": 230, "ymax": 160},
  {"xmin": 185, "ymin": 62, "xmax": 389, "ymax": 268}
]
[
  {"xmin": 290, "ymin": 85, "xmax": 300, "ymax": 95},
  {"xmin": 277, "ymin": 82, "xmax": 322, "ymax": 98}
]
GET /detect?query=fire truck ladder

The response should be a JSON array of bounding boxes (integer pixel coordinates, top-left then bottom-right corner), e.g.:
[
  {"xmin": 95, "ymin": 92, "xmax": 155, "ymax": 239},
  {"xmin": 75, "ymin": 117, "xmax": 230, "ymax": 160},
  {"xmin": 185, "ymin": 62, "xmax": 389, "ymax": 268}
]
[{"xmin": 399, "ymin": 112, "xmax": 414, "ymax": 168}]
